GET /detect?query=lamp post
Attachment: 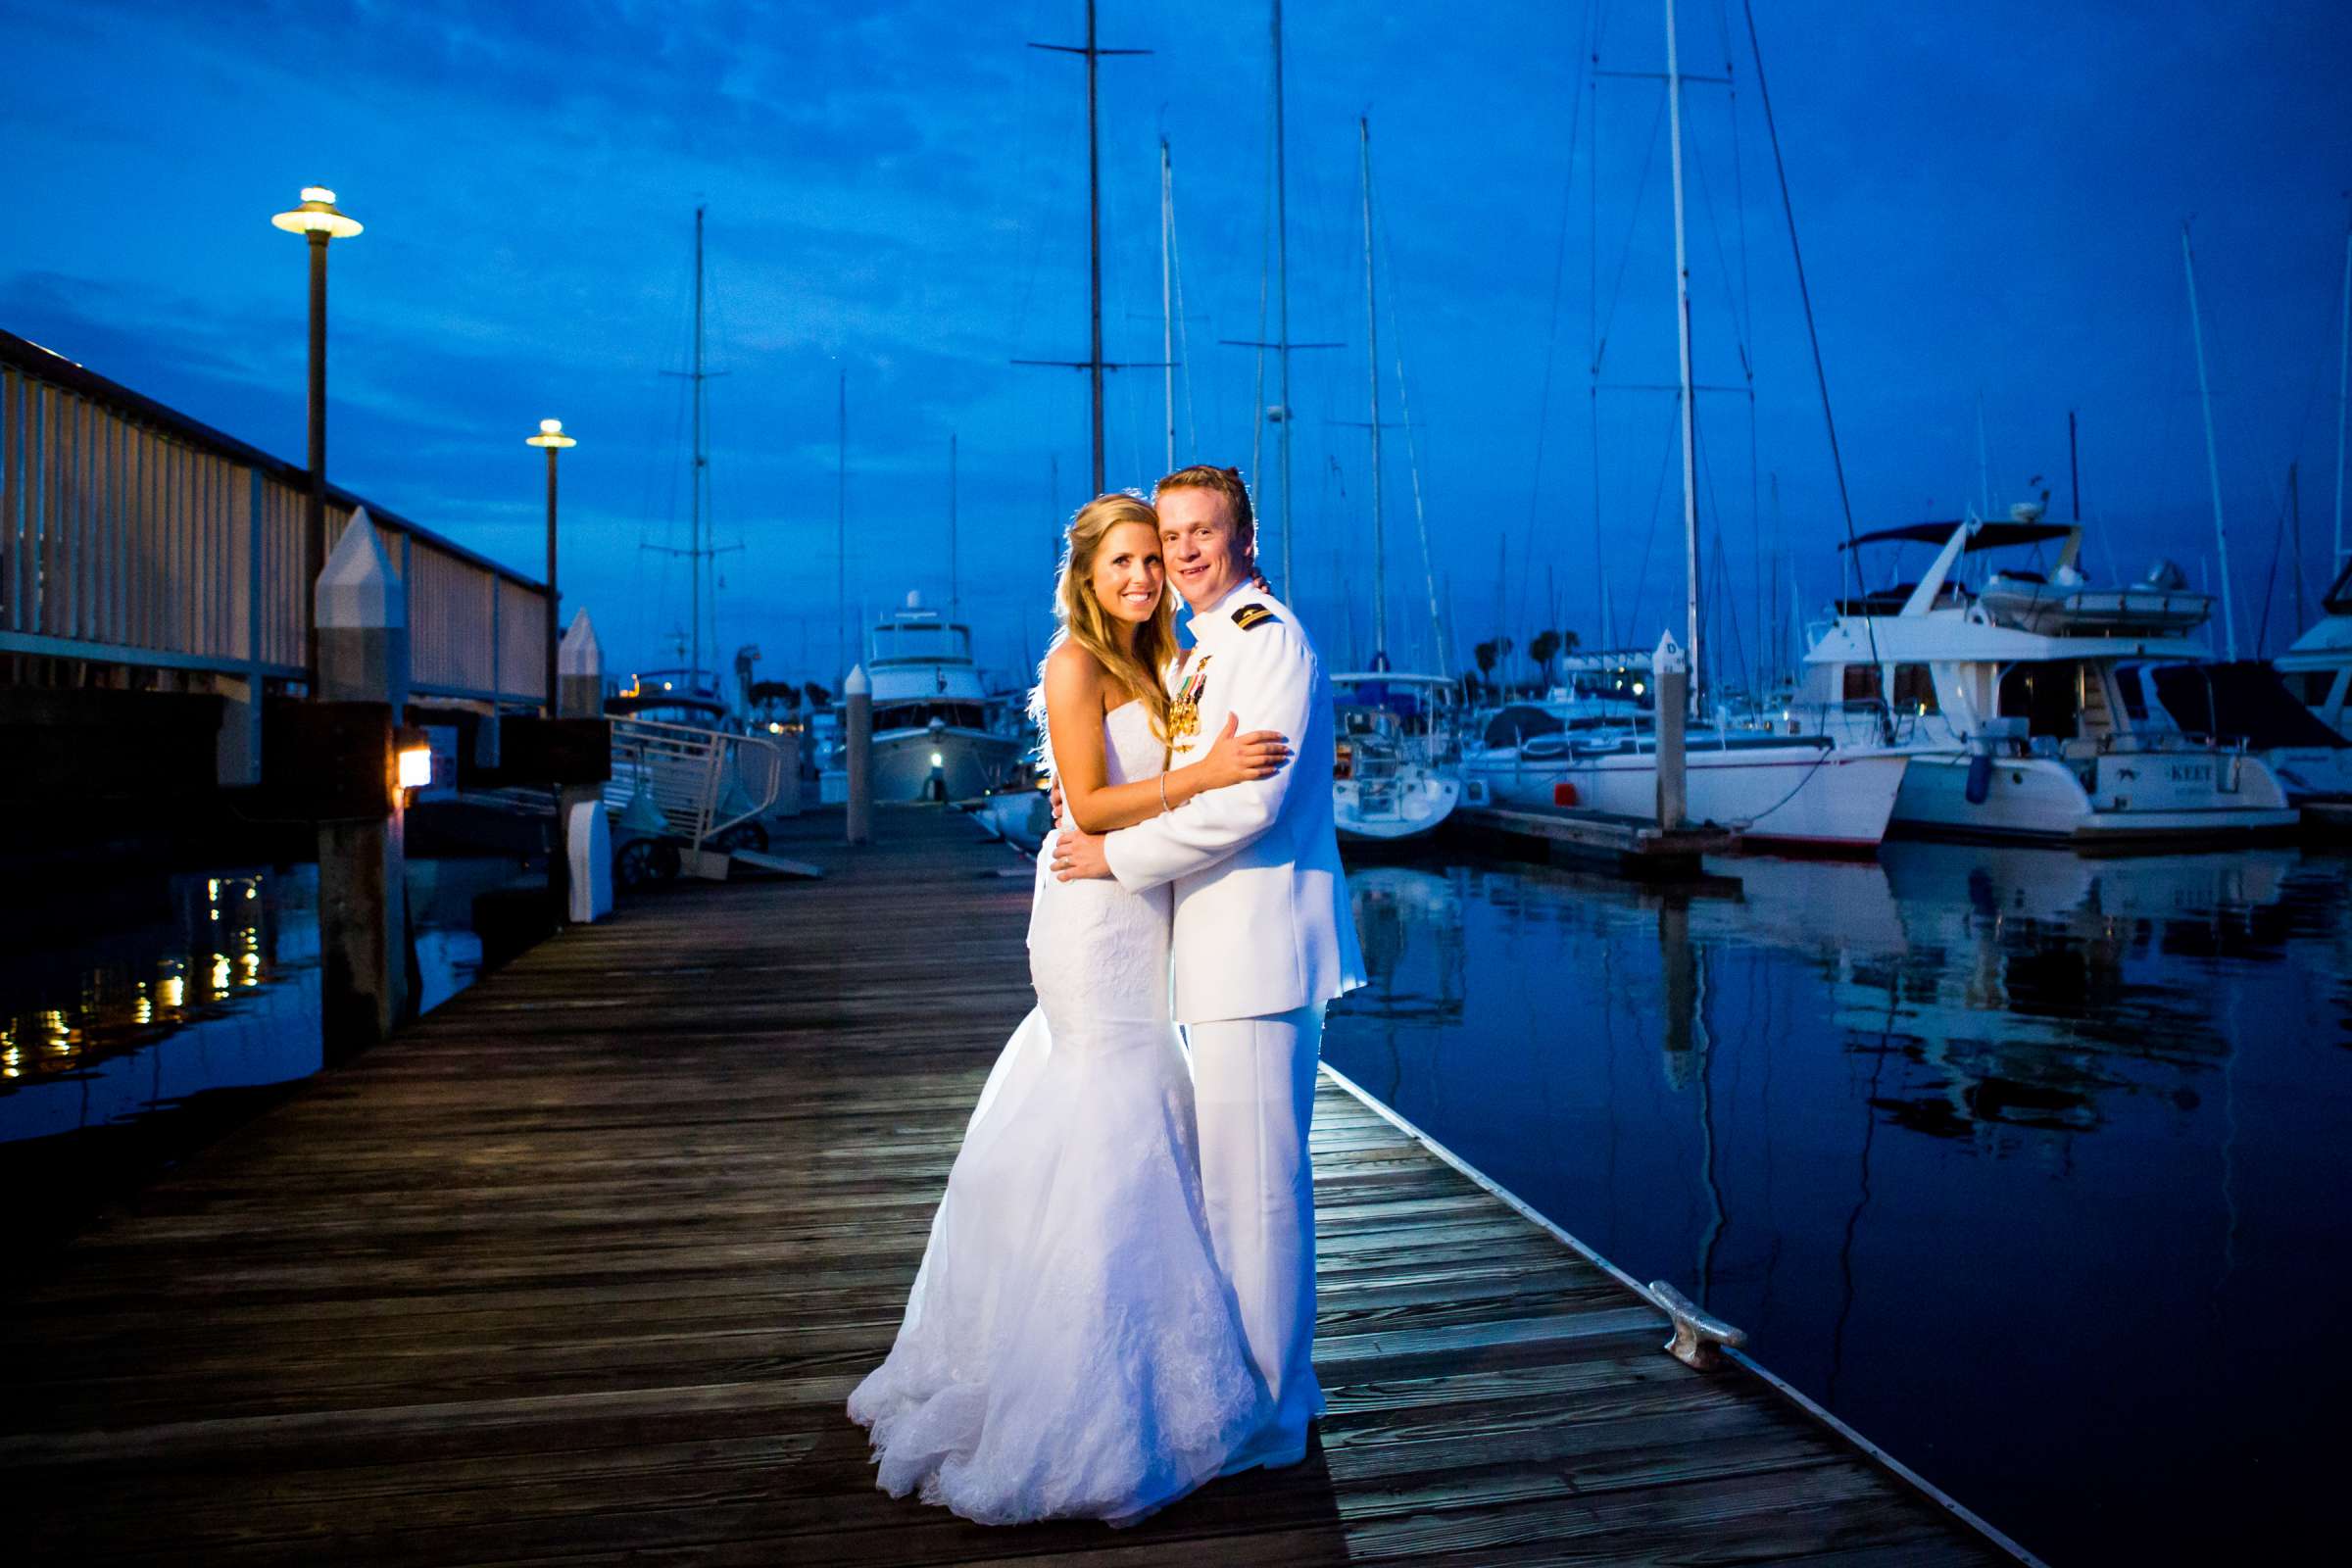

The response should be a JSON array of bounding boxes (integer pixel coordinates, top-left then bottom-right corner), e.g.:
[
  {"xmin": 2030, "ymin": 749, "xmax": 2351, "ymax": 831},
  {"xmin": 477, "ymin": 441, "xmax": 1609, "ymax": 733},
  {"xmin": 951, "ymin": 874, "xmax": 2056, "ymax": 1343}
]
[
  {"xmin": 270, "ymin": 185, "xmax": 363, "ymax": 689},
  {"xmin": 525, "ymin": 418, "xmax": 577, "ymax": 714}
]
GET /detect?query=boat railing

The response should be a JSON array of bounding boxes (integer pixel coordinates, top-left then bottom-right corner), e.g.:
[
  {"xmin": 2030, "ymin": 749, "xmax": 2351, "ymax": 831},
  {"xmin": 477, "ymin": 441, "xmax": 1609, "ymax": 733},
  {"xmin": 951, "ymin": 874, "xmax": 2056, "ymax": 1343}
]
[{"xmin": 607, "ymin": 716, "xmax": 786, "ymax": 873}]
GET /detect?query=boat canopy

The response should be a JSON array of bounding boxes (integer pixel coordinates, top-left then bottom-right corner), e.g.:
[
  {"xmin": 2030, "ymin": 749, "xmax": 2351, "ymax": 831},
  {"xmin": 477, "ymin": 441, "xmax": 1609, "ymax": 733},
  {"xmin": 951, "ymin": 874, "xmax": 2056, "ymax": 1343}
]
[
  {"xmin": 2325, "ymin": 556, "xmax": 2352, "ymax": 616},
  {"xmin": 1482, "ymin": 705, "xmax": 1565, "ymax": 749},
  {"xmin": 2147, "ymin": 662, "xmax": 2349, "ymax": 751},
  {"xmin": 1839, "ymin": 520, "xmax": 2075, "ymax": 552}
]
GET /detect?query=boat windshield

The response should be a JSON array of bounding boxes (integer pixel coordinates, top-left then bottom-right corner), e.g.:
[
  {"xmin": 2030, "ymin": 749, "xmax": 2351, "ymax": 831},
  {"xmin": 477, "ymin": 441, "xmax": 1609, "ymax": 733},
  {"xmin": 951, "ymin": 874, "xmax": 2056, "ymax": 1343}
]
[{"xmin": 871, "ymin": 619, "xmax": 971, "ymax": 665}]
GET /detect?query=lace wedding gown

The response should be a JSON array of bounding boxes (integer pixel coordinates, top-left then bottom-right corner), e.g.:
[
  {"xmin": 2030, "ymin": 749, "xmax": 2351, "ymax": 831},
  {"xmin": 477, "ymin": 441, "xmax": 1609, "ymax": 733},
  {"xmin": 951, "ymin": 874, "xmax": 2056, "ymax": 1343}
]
[{"xmin": 847, "ymin": 699, "xmax": 1266, "ymax": 1526}]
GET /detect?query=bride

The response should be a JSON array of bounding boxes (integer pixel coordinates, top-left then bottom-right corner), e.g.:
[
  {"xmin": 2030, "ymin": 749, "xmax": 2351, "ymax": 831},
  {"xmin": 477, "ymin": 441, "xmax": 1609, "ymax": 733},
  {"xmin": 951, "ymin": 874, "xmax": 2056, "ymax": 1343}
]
[{"xmin": 848, "ymin": 491, "xmax": 1296, "ymax": 1526}]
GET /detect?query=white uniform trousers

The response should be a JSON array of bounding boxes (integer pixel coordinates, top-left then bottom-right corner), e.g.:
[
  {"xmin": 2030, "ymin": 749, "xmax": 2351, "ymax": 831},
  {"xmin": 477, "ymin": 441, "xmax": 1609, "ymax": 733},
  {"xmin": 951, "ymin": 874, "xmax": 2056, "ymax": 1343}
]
[{"xmin": 1185, "ymin": 1003, "xmax": 1324, "ymax": 1467}]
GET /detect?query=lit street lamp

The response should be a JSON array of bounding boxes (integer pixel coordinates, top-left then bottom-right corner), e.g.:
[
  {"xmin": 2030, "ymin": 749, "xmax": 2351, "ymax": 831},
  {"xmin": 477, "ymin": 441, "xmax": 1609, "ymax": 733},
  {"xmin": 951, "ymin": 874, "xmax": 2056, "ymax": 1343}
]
[
  {"xmin": 525, "ymin": 418, "xmax": 577, "ymax": 714},
  {"xmin": 270, "ymin": 185, "xmax": 363, "ymax": 688}
]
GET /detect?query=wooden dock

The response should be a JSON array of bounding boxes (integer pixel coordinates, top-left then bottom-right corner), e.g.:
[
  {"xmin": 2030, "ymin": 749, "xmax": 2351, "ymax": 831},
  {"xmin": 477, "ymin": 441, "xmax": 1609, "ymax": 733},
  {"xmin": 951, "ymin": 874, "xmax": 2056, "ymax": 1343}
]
[
  {"xmin": 1450, "ymin": 803, "xmax": 1741, "ymax": 878},
  {"xmin": 0, "ymin": 807, "xmax": 2026, "ymax": 1565}
]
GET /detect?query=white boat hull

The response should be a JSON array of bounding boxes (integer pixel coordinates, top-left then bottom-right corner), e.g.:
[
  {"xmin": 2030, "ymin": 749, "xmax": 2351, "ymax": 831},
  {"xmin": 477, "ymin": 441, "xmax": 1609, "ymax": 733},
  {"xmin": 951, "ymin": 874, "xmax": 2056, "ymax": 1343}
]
[
  {"xmin": 1465, "ymin": 742, "xmax": 1908, "ymax": 848},
  {"xmin": 1336, "ymin": 771, "xmax": 1461, "ymax": 842},
  {"xmin": 2260, "ymin": 745, "xmax": 2352, "ymax": 804},
  {"xmin": 821, "ymin": 727, "xmax": 1026, "ymax": 804},
  {"xmin": 1889, "ymin": 750, "xmax": 2298, "ymax": 843}
]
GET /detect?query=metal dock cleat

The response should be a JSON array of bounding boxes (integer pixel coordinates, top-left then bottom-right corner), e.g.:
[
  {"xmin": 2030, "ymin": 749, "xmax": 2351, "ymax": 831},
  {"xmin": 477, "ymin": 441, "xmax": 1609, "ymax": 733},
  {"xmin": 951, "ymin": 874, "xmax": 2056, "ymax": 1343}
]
[{"xmin": 1646, "ymin": 1280, "xmax": 1748, "ymax": 1370}]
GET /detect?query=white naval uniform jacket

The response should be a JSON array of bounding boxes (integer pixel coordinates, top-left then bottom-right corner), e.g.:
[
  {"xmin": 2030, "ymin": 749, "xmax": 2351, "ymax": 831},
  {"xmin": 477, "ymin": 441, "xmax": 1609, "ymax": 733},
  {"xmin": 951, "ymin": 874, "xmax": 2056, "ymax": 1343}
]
[{"xmin": 1103, "ymin": 581, "xmax": 1366, "ymax": 1025}]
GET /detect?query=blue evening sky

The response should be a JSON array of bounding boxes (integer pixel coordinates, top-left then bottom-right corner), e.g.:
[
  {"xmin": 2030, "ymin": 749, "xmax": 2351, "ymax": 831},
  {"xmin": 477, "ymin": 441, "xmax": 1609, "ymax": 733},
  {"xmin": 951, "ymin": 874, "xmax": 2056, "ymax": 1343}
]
[{"xmin": 4, "ymin": 0, "xmax": 2348, "ymax": 691}]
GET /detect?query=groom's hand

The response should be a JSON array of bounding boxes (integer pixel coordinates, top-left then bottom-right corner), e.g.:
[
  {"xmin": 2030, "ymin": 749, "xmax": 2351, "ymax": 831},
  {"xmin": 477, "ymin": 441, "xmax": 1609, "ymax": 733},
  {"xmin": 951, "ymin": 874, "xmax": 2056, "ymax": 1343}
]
[{"xmin": 1052, "ymin": 824, "xmax": 1113, "ymax": 881}]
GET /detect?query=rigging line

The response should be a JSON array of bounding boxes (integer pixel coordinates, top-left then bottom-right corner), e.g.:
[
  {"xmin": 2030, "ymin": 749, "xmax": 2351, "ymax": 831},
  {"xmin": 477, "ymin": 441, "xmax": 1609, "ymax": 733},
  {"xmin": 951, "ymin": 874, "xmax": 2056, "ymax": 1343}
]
[
  {"xmin": 1629, "ymin": 391, "xmax": 1683, "ymax": 647},
  {"xmin": 1250, "ymin": 74, "xmax": 1273, "ymax": 501},
  {"xmin": 1371, "ymin": 162, "xmax": 1451, "ymax": 673},
  {"xmin": 2255, "ymin": 472, "xmax": 2294, "ymax": 655},
  {"xmin": 1588, "ymin": 13, "xmax": 1605, "ymax": 644},
  {"xmin": 1168, "ymin": 158, "xmax": 1201, "ymax": 462},
  {"xmin": 1525, "ymin": 3, "xmax": 1598, "ymax": 564},
  {"xmin": 1724, "ymin": 0, "xmax": 1754, "ymax": 369},
  {"xmin": 1686, "ymin": 117, "xmax": 1754, "ymax": 382},
  {"xmin": 1592, "ymin": 89, "xmax": 1670, "ymax": 378},
  {"xmin": 1740, "ymin": 0, "xmax": 1882, "ymax": 707},
  {"xmin": 1721, "ymin": 0, "xmax": 1760, "ymax": 681},
  {"xmin": 1697, "ymin": 426, "xmax": 1746, "ymax": 692}
]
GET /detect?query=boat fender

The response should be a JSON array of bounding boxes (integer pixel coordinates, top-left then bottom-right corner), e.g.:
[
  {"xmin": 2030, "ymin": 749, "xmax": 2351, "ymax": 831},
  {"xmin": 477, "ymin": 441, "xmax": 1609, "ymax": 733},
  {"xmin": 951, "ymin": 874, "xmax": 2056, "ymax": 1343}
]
[
  {"xmin": 1552, "ymin": 781, "xmax": 1580, "ymax": 808},
  {"xmin": 1965, "ymin": 751, "xmax": 1993, "ymax": 806}
]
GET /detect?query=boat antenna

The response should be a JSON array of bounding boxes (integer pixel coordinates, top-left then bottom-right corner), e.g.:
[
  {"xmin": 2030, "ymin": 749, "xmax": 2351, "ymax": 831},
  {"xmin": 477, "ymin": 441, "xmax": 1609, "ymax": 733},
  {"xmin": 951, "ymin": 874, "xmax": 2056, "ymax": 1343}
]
[{"xmin": 949, "ymin": 432, "xmax": 959, "ymax": 621}]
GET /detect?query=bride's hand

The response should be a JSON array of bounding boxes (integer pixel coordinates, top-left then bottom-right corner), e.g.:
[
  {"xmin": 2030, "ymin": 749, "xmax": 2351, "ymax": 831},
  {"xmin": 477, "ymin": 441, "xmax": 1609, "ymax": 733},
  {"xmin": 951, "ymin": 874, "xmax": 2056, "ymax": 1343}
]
[{"xmin": 1197, "ymin": 712, "xmax": 1291, "ymax": 790}]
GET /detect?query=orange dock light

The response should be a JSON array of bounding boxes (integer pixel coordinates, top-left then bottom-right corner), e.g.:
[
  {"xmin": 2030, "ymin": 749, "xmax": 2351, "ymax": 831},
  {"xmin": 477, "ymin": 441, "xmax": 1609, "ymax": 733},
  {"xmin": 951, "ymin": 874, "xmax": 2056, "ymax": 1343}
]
[{"xmin": 396, "ymin": 727, "xmax": 433, "ymax": 792}]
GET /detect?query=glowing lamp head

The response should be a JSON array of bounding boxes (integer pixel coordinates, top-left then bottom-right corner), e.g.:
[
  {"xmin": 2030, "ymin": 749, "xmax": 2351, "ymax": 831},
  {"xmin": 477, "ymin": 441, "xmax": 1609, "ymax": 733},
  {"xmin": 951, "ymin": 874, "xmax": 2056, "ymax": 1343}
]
[
  {"xmin": 525, "ymin": 416, "xmax": 577, "ymax": 449},
  {"xmin": 930, "ymin": 753, "xmax": 945, "ymax": 768},
  {"xmin": 397, "ymin": 738, "xmax": 433, "ymax": 790},
  {"xmin": 270, "ymin": 185, "xmax": 363, "ymax": 239}
]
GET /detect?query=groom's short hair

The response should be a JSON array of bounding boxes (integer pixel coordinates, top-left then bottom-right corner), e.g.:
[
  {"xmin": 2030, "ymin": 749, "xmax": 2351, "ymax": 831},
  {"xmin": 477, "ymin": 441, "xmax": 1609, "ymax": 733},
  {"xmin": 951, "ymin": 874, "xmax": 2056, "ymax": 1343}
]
[{"xmin": 1154, "ymin": 464, "xmax": 1254, "ymax": 541}]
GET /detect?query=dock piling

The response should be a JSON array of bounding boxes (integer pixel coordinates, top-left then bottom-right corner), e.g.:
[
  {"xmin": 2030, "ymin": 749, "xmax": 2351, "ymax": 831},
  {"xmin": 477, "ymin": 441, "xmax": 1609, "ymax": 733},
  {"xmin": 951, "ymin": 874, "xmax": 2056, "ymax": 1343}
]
[
  {"xmin": 312, "ymin": 509, "xmax": 413, "ymax": 1050},
  {"xmin": 845, "ymin": 663, "xmax": 873, "ymax": 845},
  {"xmin": 556, "ymin": 610, "xmax": 610, "ymax": 923},
  {"xmin": 1654, "ymin": 629, "xmax": 1690, "ymax": 830}
]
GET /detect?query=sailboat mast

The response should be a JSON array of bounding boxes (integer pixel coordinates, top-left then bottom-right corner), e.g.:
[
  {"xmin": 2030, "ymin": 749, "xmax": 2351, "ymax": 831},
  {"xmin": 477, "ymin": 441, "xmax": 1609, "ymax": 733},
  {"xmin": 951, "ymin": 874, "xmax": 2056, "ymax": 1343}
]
[
  {"xmin": 2181, "ymin": 220, "xmax": 2238, "ymax": 661},
  {"xmin": 1161, "ymin": 136, "xmax": 1176, "ymax": 474},
  {"xmin": 1086, "ymin": 1, "xmax": 1105, "ymax": 489},
  {"xmin": 950, "ymin": 433, "xmax": 959, "ymax": 620},
  {"xmin": 1361, "ymin": 117, "xmax": 1387, "ymax": 663},
  {"xmin": 691, "ymin": 204, "xmax": 707, "ymax": 681},
  {"xmin": 1273, "ymin": 0, "xmax": 1294, "ymax": 598},
  {"xmin": 1664, "ymin": 0, "xmax": 1702, "ymax": 713}
]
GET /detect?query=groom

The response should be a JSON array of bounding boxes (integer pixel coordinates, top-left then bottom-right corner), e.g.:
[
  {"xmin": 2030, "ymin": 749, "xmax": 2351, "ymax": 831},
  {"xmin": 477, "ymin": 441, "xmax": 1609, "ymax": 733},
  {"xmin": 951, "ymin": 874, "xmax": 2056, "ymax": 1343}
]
[{"xmin": 1054, "ymin": 463, "xmax": 1364, "ymax": 1470}]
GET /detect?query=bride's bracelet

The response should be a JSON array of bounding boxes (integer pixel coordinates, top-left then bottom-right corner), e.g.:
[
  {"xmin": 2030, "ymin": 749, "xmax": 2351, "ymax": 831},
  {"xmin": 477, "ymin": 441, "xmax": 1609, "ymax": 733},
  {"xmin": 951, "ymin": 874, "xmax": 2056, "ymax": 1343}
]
[{"xmin": 1158, "ymin": 773, "xmax": 1171, "ymax": 813}]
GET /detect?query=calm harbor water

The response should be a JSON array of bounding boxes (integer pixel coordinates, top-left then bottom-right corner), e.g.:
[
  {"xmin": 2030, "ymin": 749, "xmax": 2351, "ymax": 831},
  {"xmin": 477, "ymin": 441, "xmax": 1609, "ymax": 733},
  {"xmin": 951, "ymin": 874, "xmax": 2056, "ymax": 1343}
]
[
  {"xmin": 1323, "ymin": 841, "xmax": 2351, "ymax": 1565},
  {"xmin": 0, "ymin": 857, "xmax": 520, "ymax": 1247}
]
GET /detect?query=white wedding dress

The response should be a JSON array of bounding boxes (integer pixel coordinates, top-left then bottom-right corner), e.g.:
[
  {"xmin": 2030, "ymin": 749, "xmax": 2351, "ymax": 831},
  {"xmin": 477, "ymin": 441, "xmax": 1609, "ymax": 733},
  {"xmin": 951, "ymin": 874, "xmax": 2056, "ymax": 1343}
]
[{"xmin": 847, "ymin": 699, "xmax": 1267, "ymax": 1526}]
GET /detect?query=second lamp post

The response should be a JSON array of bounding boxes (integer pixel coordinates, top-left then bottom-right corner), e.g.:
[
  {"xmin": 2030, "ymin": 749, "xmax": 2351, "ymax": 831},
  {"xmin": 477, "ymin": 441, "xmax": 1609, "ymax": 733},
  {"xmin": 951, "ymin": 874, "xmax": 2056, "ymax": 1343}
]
[
  {"xmin": 525, "ymin": 418, "xmax": 577, "ymax": 714},
  {"xmin": 270, "ymin": 185, "xmax": 362, "ymax": 687}
]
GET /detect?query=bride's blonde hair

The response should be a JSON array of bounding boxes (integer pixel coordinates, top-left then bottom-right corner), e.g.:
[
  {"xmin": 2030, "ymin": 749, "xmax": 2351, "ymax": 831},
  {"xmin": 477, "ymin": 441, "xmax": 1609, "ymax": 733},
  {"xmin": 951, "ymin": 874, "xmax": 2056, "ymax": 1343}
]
[{"xmin": 1028, "ymin": 492, "xmax": 1178, "ymax": 746}]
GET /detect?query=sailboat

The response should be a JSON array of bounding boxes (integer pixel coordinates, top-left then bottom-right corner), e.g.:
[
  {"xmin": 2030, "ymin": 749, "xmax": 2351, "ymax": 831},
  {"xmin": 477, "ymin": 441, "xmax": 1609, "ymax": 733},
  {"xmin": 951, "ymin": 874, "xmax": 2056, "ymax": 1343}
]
[
  {"xmin": 1461, "ymin": 0, "xmax": 1909, "ymax": 851},
  {"xmin": 1332, "ymin": 118, "xmax": 1462, "ymax": 844}
]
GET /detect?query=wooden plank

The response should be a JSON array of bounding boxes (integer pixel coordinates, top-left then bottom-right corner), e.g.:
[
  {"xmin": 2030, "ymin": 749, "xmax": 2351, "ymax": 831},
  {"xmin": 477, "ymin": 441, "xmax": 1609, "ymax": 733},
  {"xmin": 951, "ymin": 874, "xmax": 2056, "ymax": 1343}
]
[{"xmin": 0, "ymin": 807, "xmax": 2019, "ymax": 1566}]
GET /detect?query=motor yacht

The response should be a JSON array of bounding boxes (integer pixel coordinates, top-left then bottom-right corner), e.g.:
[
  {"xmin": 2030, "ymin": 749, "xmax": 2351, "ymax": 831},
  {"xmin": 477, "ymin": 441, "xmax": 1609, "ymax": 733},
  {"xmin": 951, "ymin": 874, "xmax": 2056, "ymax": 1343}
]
[{"xmin": 1793, "ymin": 511, "xmax": 2297, "ymax": 845}]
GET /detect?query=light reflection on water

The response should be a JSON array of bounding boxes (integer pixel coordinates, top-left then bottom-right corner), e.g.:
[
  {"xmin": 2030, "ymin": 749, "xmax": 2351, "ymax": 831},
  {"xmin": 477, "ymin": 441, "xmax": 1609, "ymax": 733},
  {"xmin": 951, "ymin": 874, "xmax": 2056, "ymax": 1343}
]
[
  {"xmin": 0, "ymin": 859, "xmax": 509, "ymax": 1149},
  {"xmin": 1324, "ymin": 841, "xmax": 2352, "ymax": 1567}
]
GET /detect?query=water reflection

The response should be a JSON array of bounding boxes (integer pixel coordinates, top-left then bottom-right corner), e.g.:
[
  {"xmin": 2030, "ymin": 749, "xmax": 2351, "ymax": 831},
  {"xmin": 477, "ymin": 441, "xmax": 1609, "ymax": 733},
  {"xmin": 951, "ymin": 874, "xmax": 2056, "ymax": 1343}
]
[
  {"xmin": 1324, "ymin": 841, "xmax": 2352, "ymax": 1565},
  {"xmin": 1, "ymin": 857, "xmax": 514, "ymax": 1150}
]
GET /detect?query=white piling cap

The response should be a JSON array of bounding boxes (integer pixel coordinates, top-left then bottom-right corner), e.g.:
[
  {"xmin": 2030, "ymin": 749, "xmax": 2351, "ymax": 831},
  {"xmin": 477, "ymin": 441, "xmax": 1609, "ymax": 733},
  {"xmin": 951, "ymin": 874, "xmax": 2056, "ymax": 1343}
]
[
  {"xmin": 315, "ymin": 507, "xmax": 407, "ymax": 630},
  {"xmin": 1652, "ymin": 630, "xmax": 1688, "ymax": 674},
  {"xmin": 844, "ymin": 663, "xmax": 870, "ymax": 696},
  {"xmin": 559, "ymin": 608, "xmax": 603, "ymax": 675}
]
